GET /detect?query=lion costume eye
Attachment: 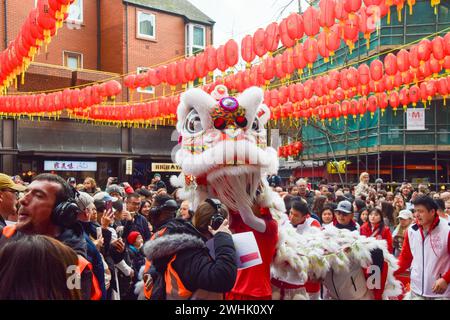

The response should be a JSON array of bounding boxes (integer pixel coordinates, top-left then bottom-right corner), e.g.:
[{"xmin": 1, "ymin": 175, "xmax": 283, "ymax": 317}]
[
  {"xmin": 184, "ymin": 109, "xmax": 203, "ymax": 134},
  {"xmin": 251, "ymin": 118, "xmax": 261, "ymax": 133}
]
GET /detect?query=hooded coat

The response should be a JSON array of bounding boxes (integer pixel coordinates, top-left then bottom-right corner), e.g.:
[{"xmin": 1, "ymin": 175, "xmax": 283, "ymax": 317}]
[{"xmin": 142, "ymin": 218, "xmax": 237, "ymax": 300}]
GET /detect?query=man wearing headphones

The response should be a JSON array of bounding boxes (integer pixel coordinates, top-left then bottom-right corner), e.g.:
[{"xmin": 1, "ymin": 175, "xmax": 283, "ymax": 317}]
[{"xmin": 0, "ymin": 173, "xmax": 99, "ymax": 300}]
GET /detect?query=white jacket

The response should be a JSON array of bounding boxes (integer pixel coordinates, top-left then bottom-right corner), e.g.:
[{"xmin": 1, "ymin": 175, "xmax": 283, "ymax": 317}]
[{"xmin": 406, "ymin": 218, "xmax": 450, "ymax": 298}]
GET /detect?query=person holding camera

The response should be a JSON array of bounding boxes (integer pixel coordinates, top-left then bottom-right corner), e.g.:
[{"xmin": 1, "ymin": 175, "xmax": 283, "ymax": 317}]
[{"xmin": 138, "ymin": 195, "xmax": 237, "ymax": 300}]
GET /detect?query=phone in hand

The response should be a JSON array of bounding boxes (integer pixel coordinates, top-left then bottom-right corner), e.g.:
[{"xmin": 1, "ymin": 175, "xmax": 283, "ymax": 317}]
[
  {"xmin": 105, "ymin": 200, "xmax": 113, "ymax": 212},
  {"xmin": 96, "ymin": 227, "xmax": 102, "ymax": 240}
]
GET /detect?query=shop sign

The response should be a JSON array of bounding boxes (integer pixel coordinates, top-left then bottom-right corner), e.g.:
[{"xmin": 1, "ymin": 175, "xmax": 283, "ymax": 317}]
[
  {"xmin": 44, "ymin": 161, "xmax": 97, "ymax": 172},
  {"xmin": 125, "ymin": 160, "xmax": 133, "ymax": 175},
  {"xmin": 151, "ymin": 163, "xmax": 182, "ymax": 172},
  {"xmin": 407, "ymin": 109, "xmax": 425, "ymax": 131}
]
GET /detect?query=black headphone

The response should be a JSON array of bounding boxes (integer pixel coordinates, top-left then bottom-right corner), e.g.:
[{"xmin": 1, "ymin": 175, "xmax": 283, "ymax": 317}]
[
  {"xmin": 150, "ymin": 199, "xmax": 178, "ymax": 216},
  {"xmin": 205, "ymin": 198, "xmax": 225, "ymax": 230},
  {"xmin": 51, "ymin": 187, "xmax": 81, "ymax": 228}
]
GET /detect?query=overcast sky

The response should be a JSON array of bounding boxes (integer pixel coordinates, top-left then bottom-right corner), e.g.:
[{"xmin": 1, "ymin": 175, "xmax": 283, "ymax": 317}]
[{"xmin": 188, "ymin": 0, "xmax": 309, "ymax": 47}]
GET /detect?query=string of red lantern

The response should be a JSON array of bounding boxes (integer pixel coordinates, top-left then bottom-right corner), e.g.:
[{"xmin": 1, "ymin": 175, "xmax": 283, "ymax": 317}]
[
  {"xmin": 0, "ymin": 0, "xmax": 75, "ymax": 94},
  {"xmin": 269, "ymin": 74, "xmax": 449, "ymax": 128},
  {"xmin": 0, "ymin": 80, "xmax": 122, "ymax": 117},
  {"xmin": 278, "ymin": 141, "xmax": 304, "ymax": 159},
  {"xmin": 122, "ymin": 0, "xmax": 392, "ymax": 94}
]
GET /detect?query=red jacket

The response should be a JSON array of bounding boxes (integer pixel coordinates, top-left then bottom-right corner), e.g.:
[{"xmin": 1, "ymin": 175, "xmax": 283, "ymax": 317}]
[{"xmin": 360, "ymin": 222, "xmax": 394, "ymax": 254}]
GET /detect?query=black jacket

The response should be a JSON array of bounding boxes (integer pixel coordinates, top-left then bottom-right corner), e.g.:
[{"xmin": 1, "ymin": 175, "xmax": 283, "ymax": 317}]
[{"xmin": 143, "ymin": 218, "xmax": 237, "ymax": 299}]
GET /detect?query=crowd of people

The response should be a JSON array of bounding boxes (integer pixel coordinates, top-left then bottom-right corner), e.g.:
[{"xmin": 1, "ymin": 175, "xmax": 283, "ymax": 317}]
[{"xmin": 0, "ymin": 171, "xmax": 448, "ymax": 300}]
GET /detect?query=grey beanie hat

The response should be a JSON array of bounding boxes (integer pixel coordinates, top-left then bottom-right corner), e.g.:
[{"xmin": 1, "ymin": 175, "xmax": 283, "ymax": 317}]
[{"xmin": 106, "ymin": 184, "xmax": 125, "ymax": 197}]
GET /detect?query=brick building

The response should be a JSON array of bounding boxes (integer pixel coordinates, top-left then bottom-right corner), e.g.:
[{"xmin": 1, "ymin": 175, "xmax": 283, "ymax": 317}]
[{"xmin": 0, "ymin": 0, "xmax": 214, "ymax": 188}]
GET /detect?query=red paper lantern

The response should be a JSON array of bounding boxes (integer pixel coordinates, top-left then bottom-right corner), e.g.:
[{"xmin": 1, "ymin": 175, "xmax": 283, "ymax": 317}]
[
  {"xmin": 327, "ymin": 25, "xmax": 342, "ymax": 57},
  {"xmin": 303, "ymin": 6, "xmax": 320, "ymax": 37},
  {"xmin": 396, "ymin": 49, "xmax": 410, "ymax": 74},
  {"xmin": 409, "ymin": 84, "xmax": 420, "ymax": 107},
  {"xmin": 37, "ymin": 0, "xmax": 56, "ymax": 31},
  {"xmin": 166, "ymin": 62, "xmax": 179, "ymax": 87},
  {"xmin": 417, "ymin": 39, "xmax": 432, "ymax": 63},
  {"xmin": 224, "ymin": 39, "xmax": 239, "ymax": 67},
  {"xmin": 287, "ymin": 13, "xmax": 303, "ymax": 40},
  {"xmin": 437, "ymin": 78, "xmax": 448, "ymax": 105},
  {"xmin": 303, "ymin": 37, "xmax": 319, "ymax": 69},
  {"xmin": 124, "ymin": 74, "xmax": 137, "ymax": 90},
  {"xmin": 293, "ymin": 43, "xmax": 307, "ymax": 72},
  {"xmin": 370, "ymin": 59, "xmax": 383, "ymax": 82},
  {"xmin": 344, "ymin": 0, "xmax": 362, "ymax": 14},
  {"xmin": 409, "ymin": 45, "xmax": 420, "ymax": 69},
  {"xmin": 264, "ymin": 22, "xmax": 279, "ymax": 53},
  {"xmin": 281, "ymin": 49, "xmax": 295, "ymax": 76},
  {"xmin": 341, "ymin": 100, "xmax": 350, "ymax": 119},
  {"xmin": 367, "ymin": 95, "xmax": 378, "ymax": 116},
  {"xmin": 253, "ymin": 28, "xmax": 267, "ymax": 57},
  {"xmin": 147, "ymin": 68, "xmax": 161, "ymax": 87},
  {"xmin": 176, "ymin": 60, "xmax": 188, "ymax": 85},
  {"xmin": 216, "ymin": 45, "xmax": 227, "ymax": 72},
  {"xmin": 204, "ymin": 46, "xmax": 217, "ymax": 73},
  {"xmin": 444, "ymin": 32, "xmax": 450, "ymax": 56},
  {"xmin": 318, "ymin": 32, "xmax": 331, "ymax": 63},
  {"xmin": 431, "ymin": 36, "xmax": 445, "ymax": 62},
  {"xmin": 185, "ymin": 57, "xmax": 196, "ymax": 82},
  {"xmin": 241, "ymin": 35, "xmax": 255, "ymax": 65},
  {"xmin": 384, "ymin": 53, "xmax": 398, "ymax": 78},
  {"xmin": 377, "ymin": 92, "xmax": 388, "ymax": 115},
  {"xmin": 194, "ymin": 53, "xmax": 207, "ymax": 79},
  {"xmin": 349, "ymin": 99, "xmax": 359, "ymax": 119},
  {"xmin": 279, "ymin": 18, "xmax": 296, "ymax": 48},
  {"xmin": 319, "ymin": 0, "xmax": 336, "ymax": 30},
  {"xmin": 358, "ymin": 64, "xmax": 371, "ymax": 88},
  {"xmin": 261, "ymin": 56, "xmax": 275, "ymax": 81},
  {"xmin": 105, "ymin": 80, "xmax": 122, "ymax": 98},
  {"xmin": 343, "ymin": 14, "xmax": 360, "ymax": 52},
  {"xmin": 335, "ymin": 0, "xmax": 349, "ymax": 22},
  {"xmin": 389, "ymin": 91, "xmax": 400, "ymax": 113},
  {"xmin": 429, "ymin": 56, "xmax": 442, "ymax": 76},
  {"xmin": 155, "ymin": 65, "xmax": 167, "ymax": 84},
  {"xmin": 399, "ymin": 87, "xmax": 410, "ymax": 111}
]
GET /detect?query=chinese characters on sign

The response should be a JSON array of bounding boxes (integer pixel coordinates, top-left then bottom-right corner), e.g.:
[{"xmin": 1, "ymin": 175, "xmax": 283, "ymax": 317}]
[{"xmin": 44, "ymin": 161, "xmax": 97, "ymax": 172}]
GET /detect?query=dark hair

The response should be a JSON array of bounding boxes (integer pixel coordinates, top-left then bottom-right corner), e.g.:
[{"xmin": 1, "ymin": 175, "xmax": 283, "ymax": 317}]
[
  {"xmin": 0, "ymin": 235, "xmax": 81, "ymax": 300},
  {"xmin": 192, "ymin": 201, "xmax": 229, "ymax": 235},
  {"xmin": 357, "ymin": 208, "xmax": 369, "ymax": 226},
  {"xmin": 368, "ymin": 207, "xmax": 385, "ymax": 232},
  {"xmin": 136, "ymin": 188, "xmax": 152, "ymax": 198},
  {"xmin": 126, "ymin": 193, "xmax": 140, "ymax": 201},
  {"xmin": 291, "ymin": 201, "xmax": 309, "ymax": 215},
  {"xmin": 381, "ymin": 201, "xmax": 395, "ymax": 226},
  {"xmin": 413, "ymin": 195, "xmax": 438, "ymax": 212},
  {"xmin": 319, "ymin": 204, "xmax": 334, "ymax": 224},
  {"xmin": 434, "ymin": 198, "xmax": 445, "ymax": 212},
  {"xmin": 138, "ymin": 200, "xmax": 152, "ymax": 215},
  {"xmin": 94, "ymin": 199, "xmax": 106, "ymax": 212},
  {"xmin": 312, "ymin": 195, "xmax": 327, "ymax": 215},
  {"xmin": 283, "ymin": 194, "xmax": 294, "ymax": 215},
  {"xmin": 33, "ymin": 174, "xmax": 73, "ymax": 206},
  {"xmin": 354, "ymin": 199, "xmax": 366, "ymax": 213},
  {"xmin": 153, "ymin": 194, "xmax": 174, "ymax": 207},
  {"xmin": 113, "ymin": 200, "xmax": 124, "ymax": 212}
]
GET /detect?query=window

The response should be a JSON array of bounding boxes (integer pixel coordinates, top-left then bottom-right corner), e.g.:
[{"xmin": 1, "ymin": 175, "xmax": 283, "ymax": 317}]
[
  {"xmin": 185, "ymin": 24, "xmax": 205, "ymax": 56},
  {"xmin": 67, "ymin": 0, "xmax": 83, "ymax": 23},
  {"xmin": 137, "ymin": 11, "xmax": 156, "ymax": 40},
  {"xmin": 63, "ymin": 51, "xmax": 83, "ymax": 69},
  {"xmin": 136, "ymin": 68, "xmax": 154, "ymax": 94}
]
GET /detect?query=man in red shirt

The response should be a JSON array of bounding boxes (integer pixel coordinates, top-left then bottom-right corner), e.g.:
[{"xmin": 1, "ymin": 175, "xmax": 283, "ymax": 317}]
[{"xmin": 226, "ymin": 204, "xmax": 278, "ymax": 300}]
